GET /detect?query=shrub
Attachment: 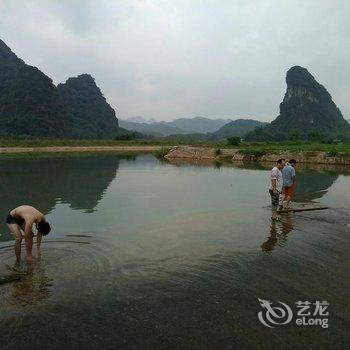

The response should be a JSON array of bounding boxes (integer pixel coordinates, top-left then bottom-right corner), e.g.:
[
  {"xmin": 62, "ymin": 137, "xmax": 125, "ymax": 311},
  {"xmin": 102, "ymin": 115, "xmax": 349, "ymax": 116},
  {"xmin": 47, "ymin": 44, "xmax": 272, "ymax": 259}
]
[
  {"xmin": 227, "ymin": 136, "xmax": 241, "ymax": 146},
  {"xmin": 154, "ymin": 147, "xmax": 171, "ymax": 158},
  {"xmin": 114, "ymin": 132, "xmax": 138, "ymax": 140},
  {"xmin": 326, "ymin": 151, "xmax": 338, "ymax": 157},
  {"xmin": 238, "ymin": 149, "xmax": 266, "ymax": 157}
]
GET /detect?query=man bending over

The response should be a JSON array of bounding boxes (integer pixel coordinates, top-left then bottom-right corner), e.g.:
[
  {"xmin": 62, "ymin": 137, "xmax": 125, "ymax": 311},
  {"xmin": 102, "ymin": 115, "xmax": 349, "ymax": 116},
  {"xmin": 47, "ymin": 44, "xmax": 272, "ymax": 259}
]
[{"xmin": 6, "ymin": 205, "xmax": 51, "ymax": 264}]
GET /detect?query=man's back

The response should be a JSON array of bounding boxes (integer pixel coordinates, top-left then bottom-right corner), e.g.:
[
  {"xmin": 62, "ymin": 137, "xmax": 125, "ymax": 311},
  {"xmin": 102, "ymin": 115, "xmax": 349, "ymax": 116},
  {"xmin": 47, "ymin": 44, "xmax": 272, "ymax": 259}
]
[
  {"xmin": 270, "ymin": 166, "xmax": 283, "ymax": 191},
  {"xmin": 282, "ymin": 164, "xmax": 295, "ymax": 187},
  {"xmin": 10, "ymin": 205, "xmax": 43, "ymax": 223}
]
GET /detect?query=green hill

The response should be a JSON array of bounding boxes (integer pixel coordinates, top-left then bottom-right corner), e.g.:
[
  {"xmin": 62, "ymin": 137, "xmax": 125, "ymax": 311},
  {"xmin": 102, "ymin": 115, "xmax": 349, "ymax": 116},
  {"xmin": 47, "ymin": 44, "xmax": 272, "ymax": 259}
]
[
  {"xmin": 213, "ymin": 119, "xmax": 267, "ymax": 139},
  {"xmin": 119, "ymin": 120, "xmax": 189, "ymax": 137},
  {"xmin": 167, "ymin": 116, "xmax": 231, "ymax": 133}
]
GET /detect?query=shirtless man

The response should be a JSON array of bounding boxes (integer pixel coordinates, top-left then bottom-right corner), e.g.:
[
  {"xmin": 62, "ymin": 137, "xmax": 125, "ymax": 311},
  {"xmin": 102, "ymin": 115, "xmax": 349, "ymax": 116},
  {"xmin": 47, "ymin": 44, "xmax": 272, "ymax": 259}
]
[{"xmin": 6, "ymin": 205, "xmax": 51, "ymax": 263}]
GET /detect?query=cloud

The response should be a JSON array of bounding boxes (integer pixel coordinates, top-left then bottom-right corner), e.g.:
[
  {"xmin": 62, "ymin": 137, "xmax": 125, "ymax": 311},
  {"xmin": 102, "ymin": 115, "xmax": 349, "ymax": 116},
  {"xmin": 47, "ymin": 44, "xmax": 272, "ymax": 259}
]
[{"xmin": 0, "ymin": 0, "xmax": 349, "ymax": 121}]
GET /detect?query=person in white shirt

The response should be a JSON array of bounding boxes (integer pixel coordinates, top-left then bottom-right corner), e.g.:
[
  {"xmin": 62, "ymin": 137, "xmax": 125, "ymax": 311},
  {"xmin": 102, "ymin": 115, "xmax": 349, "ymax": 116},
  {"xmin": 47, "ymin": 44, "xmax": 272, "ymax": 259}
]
[{"xmin": 269, "ymin": 159, "xmax": 285, "ymax": 220}]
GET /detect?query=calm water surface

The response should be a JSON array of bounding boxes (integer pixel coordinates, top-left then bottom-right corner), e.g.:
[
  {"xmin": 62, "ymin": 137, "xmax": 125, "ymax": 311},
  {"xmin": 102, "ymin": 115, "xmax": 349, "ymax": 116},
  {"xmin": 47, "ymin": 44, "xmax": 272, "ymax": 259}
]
[{"xmin": 0, "ymin": 153, "xmax": 349, "ymax": 349}]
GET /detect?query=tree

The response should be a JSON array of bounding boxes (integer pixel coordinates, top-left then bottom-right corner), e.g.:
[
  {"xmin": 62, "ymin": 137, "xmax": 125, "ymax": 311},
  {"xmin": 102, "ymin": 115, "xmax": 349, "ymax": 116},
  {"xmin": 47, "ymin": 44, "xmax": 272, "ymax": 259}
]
[{"xmin": 227, "ymin": 136, "xmax": 241, "ymax": 146}]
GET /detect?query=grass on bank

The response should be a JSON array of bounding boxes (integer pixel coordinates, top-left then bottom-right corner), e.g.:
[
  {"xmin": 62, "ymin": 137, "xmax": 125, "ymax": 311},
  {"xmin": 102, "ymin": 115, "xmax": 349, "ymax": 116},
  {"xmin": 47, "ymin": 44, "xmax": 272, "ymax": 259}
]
[
  {"xmin": 0, "ymin": 138, "xmax": 350, "ymax": 156},
  {"xmin": 237, "ymin": 141, "xmax": 350, "ymax": 156}
]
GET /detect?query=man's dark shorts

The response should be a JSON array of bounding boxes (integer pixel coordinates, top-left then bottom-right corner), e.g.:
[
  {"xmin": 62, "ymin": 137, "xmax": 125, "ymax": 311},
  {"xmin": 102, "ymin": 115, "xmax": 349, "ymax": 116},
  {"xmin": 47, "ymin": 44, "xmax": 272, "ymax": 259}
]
[
  {"xmin": 6, "ymin": 214, "xmax": 25, "ymax": 226},
  {"xmin": 269, "ymin": 189, "xmax": 280, "ymax": 210}
]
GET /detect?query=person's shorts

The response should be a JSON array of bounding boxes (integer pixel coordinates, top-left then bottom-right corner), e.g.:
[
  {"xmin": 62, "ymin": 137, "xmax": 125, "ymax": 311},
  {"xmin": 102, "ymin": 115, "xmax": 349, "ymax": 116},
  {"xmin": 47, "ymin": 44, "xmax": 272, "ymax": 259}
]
[
  {"xmin": 283, "ymin": 186, "xmax": 294, "ymax": 197},
  {"xmin": 5, "ymin": 214, "xmax": 25, "ymax": 227},
  {"xmin": 269, "ymin": 189, "xmax": 280, "ymax": 210}
]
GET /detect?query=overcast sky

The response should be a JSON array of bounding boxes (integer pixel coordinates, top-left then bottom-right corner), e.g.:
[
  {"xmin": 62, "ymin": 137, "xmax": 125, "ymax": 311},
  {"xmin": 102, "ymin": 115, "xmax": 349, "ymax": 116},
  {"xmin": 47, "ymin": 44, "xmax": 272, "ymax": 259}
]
[{"xmin": 0, "ymin": 0, "xmax": 349, "ymax": 122}]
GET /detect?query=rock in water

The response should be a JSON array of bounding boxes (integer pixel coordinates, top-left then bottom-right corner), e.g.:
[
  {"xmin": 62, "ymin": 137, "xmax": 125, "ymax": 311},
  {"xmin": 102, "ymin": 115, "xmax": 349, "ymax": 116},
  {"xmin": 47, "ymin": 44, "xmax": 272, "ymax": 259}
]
[
  {"xmin": 246, "ymin": 66, "xmax": 350, "ymax": 141},
  {"xmin": 57, "ymin": 74, "xmax": 119, "ymax": 139}
]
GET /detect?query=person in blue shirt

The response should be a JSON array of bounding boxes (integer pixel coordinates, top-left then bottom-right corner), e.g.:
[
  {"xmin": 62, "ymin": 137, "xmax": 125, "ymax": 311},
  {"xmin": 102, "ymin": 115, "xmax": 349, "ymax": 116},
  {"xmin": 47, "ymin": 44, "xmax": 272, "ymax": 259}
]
[{"xmin": 280, "ymin": 159, "xmax": 297, "ymax": 209}]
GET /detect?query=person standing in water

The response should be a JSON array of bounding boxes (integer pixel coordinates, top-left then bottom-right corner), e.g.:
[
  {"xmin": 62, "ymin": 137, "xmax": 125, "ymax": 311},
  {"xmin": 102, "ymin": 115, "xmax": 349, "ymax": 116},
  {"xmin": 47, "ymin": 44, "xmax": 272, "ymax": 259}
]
[
  {"xmin": 269, "ymin": 159, "xmax": 285, "ymax": 221},
  {"xmin": 6, "ymin": 205, "xmax": 51, "ymax": 264},
  {"xmin": 281, "ymin": 159, "xmax": 297, "ymax": 209}
]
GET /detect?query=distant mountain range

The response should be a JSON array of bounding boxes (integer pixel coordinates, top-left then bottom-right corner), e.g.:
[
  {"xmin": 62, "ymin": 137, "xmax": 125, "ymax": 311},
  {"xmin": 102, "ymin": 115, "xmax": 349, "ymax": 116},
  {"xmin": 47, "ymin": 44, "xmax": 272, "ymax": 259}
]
[
  {"xmin": 1, "ymin": 39, "xmax": 349, "ymax": 141},
  {"xmin": 246, "ymin": 66, "xmax": 350, "ymax": 141},
  {"xmin": 119, "ymin": 120, "xmax": 190, "ymax": 137},
  {"xmin": 0, "ymin": 39, "xmax": 121, "ymax": 138},
  {"xmin": 120, "ymin": 116, "xmax": 233, "ymax": 136},
  {"xmin": 166, "ymin": 117, "xmax": 231, "ymax": 133},
  {"xmin": 120, "ymin": 117, "xmax": 266, "ymax": 139},
  {"xmin": 124, "ymin": 116, "xmax": 157, "ymax": 124}
]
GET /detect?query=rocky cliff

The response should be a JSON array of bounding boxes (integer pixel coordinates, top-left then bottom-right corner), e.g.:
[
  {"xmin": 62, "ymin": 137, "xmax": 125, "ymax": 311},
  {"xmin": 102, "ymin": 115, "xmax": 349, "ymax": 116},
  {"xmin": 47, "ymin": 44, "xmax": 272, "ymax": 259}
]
[
  {"xmin": 0, "ymin": 39, "xmax": 68, "ymax": 137},
  {"xmin": 246, "ymin": 66, "xmax": 350, "ymax": 141},
  {"xmin": 57, "ymin": 74, "xmax": 119, "ymax": 139},
  {"xmin": 0, "ymin": 39, "xmax": 121, "ymax": 139}
]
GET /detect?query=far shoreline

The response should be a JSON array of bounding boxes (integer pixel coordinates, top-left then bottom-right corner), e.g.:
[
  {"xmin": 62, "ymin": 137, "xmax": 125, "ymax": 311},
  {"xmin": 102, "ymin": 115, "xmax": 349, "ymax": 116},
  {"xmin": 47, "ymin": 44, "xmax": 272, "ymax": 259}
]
[
  {"xmin": 0, "ymin": 145, "xmax": 165, "ymax": 154},
  {"xmin": 1, "ymin": 143, "xmax": 350, "ymax": 166}
]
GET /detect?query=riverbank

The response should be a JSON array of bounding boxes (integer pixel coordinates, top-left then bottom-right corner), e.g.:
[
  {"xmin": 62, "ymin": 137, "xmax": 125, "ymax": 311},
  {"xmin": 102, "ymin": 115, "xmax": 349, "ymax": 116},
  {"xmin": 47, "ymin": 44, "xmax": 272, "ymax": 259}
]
[
  {"xmin": 1, "ymin": 140, "xmax": 350, "ymax": 163},
  {"xmin": 0, "ymin": 145, "xmax": 165, "ymax": 154},
  {"xmin": 165, "ymin": 146, "xmax": 350, "ymax": 165}
]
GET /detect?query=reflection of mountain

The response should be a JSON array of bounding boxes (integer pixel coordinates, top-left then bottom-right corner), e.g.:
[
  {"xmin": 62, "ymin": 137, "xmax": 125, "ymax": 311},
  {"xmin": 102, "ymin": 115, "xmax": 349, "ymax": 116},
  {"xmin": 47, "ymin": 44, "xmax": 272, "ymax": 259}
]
[
  {"xmin": 0, "ymin": 155, "xmax": 120, "ymax": 236},
  {"xmin": 293, "ymin": 171, "xmax": 338, "ymax": 202},
  {"xmin": 231, "ymin": 163, "xmax": 339, "ymax": 202}
]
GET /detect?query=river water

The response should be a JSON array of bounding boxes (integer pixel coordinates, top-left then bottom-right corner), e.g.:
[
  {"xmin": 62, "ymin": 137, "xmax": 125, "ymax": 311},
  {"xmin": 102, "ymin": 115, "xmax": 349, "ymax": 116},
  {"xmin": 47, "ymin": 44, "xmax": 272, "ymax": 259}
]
[{"xmin": 0, "ymin": 153, "xmax": 349, "ymax": 349}]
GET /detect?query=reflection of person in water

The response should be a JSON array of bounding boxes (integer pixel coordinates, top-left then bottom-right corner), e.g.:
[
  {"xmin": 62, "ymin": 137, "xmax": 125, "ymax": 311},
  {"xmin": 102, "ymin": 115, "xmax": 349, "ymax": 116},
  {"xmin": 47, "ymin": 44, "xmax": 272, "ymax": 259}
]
[
  {"xmin": 261, "ymin": 215, "xmax": 294, "ymax": 252},
  {"xmin": 8, "ymin": 262, "xmax": 52, "ymax": 307},
  {"xmin": 6, "ymin": 206, "xmax": 51, "ymax": 264}
]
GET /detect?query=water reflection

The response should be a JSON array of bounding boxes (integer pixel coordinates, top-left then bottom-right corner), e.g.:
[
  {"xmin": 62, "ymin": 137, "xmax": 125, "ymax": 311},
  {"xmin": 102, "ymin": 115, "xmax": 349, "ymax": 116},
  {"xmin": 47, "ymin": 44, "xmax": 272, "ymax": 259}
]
[
  {"xmin": 0, "ymin": 155, "xmax": 349, "ymax": 348},
  {"xmin": 292, "ymin": 171, "xmax": 338, "ymax": 202},
  {"xmin": 167, "ymin": 159, "xmax": 340, "ymax": 202},
  {"xmin": 6, "ymin": 262, "xmax": 52, "ymax": 307},
  {"xmin": 0, "ymin": 154, "xmax": 122, "ymax": 239},
  {"xmin": 261, "ymin": 215, "xmax": 294, "ymax": 252}
]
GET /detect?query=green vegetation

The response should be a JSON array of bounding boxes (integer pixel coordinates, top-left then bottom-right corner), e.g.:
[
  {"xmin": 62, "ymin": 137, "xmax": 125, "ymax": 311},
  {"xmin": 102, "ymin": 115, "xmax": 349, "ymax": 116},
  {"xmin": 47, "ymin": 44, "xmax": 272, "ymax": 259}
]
[
  {"xmin": 227, "ymin": 136, "xmax": 241, "ymax": 146},
  {"xmin": 0, "ymin": 39, "xmax": 122, "ymax": 139},
  {"xmin": 237, "ymin": 141, "xmax": 350, "ymax": 156},
  {"xmin": 154, "ymin": 147, "xmax": 171, "ymax": 158},
  {"xmin": 326, "ymin": 151, "xmax": 338, "ymax": 157},
  {"xmin": 114, "ymin": 131, "xmax": 142, "ymax": 141},
  {"xmin": 213, "ymin": 119, "xmax": 267, "ymax": 139},
  {"xmin": 0, "ymin": 138, "xmax": 350, "ymax": 157},
  {"xmin": 57, "ymin": 74, "xmax": 120, "ymax": 139},
  {"xmin": 238, "ymin": 149, "xmax": 266, "ymax": 157}
]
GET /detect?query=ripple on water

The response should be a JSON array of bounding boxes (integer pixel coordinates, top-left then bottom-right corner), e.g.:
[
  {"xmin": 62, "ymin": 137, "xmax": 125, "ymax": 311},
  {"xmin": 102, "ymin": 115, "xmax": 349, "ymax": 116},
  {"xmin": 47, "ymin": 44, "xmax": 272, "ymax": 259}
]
[{"xmin": 0, "ymin": 238, "xmax": 122, "ymax": 309}]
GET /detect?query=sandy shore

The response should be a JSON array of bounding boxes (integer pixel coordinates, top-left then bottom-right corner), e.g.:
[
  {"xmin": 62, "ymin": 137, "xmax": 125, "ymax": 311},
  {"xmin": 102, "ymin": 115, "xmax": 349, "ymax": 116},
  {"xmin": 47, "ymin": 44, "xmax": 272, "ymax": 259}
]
[{"xmin": 0, "ymin": 145, "xmax": 164, "ymax": 154}]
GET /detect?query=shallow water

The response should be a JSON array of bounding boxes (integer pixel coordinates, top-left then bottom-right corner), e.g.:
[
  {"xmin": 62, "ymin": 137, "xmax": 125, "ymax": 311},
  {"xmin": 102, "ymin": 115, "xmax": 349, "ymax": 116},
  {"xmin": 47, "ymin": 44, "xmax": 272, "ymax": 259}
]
[{"xmin": 0, "ymin": 153, "xmax": 349, "ymax": 349}]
